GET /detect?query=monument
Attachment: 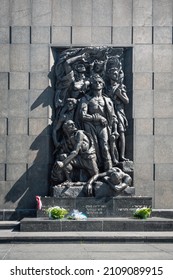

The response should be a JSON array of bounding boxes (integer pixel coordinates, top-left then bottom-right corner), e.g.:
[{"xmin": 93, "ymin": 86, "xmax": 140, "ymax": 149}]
[
  {"xmin": 33, "ymin": 46, "xmax": 151, "ymax": 220},
  {"xmin": 21, "ymin": 46, "xmax": 153, "ymax": 231}
]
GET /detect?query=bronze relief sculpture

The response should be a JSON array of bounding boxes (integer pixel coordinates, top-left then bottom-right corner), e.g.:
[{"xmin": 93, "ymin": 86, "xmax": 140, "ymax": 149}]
[{"xmin": 51, "ymin": 46, "xmax": 133, "ymax": 198}]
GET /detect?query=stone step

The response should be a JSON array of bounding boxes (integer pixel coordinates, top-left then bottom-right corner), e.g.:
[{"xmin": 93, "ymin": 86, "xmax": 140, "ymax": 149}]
[
  {"xmin": 20, "ymin": 217, "xmax": 173, "ymax": 232},
  {"xmin": 0, "ymin": 221, "xmax": 20, "ymax": 230},
  {"xmin": 152, "ymin": 209, "xmax": 173, "ymax": 219},
  {"xmin": 1, "ymin": 230, "xmax": 173, "ymax": 243}
]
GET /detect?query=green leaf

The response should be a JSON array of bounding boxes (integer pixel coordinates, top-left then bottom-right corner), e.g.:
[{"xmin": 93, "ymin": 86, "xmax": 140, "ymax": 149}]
[{"xmin": 133, "ymin": 207, "xmax": 152, "ymax": 219}]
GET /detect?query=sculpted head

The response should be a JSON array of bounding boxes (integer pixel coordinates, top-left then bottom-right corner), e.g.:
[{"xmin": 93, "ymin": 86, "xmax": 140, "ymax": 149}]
[
  {"xmin": 66, "ymin": 98, "xmax": 77, "ymax": 111},
  {"xmin": 109, "ymin": 168, "xmax": 123, "ymax": 185},
  {"xmin": 90, "ymin": 74, "xmax": 105, "ymax": 90},
  {"xmin": 62, "ymin": 120, "xmax": 77, "ymax": 135},
  {"xmin": 73, "ymin": 61, "xmax": 86, "ymax": 73}
]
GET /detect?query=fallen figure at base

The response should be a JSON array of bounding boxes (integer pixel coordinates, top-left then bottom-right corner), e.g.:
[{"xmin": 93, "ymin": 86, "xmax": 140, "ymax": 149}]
[{"xmin": 85, "ymin": 167, "xmax": 132, "ymax": 198}]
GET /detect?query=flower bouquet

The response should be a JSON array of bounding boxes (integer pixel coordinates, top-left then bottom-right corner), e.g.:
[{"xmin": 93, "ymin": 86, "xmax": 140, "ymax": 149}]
[
  {"xmin": 46, "ymin": 206, "xmax": 68, "ymax": 219},
  {"xmin": 67, "ymin": 209, "xmax": 87, "ymax": 221},
  {"xmin": 133, "ymin": 207, "xmax": 152, "ymax": 219}
]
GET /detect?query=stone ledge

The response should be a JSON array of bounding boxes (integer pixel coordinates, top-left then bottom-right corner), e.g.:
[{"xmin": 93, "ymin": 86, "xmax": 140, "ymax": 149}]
[
  {"xmin": 20, "ymin": 217, "xmax": 173, "ymax": 232},
  {"xmin": 0, "ymin": 209, "xmax": 36, "ymax": 221}
]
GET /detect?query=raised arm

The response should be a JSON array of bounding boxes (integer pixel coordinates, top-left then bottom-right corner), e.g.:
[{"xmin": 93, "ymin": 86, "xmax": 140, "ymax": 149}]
[
  {"xmin": 64, "ymin": 53, "xmax": 88, "ymax": 74},
  {"xmin": 115, "ymin": 87, "xmax": 129, "ymax": 104}
]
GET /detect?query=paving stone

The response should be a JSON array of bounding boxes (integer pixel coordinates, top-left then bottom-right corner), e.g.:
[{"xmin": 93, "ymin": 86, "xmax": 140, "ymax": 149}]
[
  {"xmin": 154, "ymin": 45, "xmax": 172, "ymax": 72},
  {"xmin": 133, "ymin": 72, "xmax": 152, "ymax": 90},
  {"xmin": 155, "ymin": 119, "xmax": 173, "ymax": 136},
  {"xmin": 113, "ymin": 0, "xmax": 132, "ymax": 26},
  {"xmin": 154, "ymin": 26, "xmax": 172, "ymax": 44},
  {"xmin": 72, "ymin": 0, "xmax": 92, "ymax": 26},
  {"xmin": 153, "ymin": 0, "xmax": 172, "ymax": 26},
  {"xmin": 31, "ymin": 45, "xmax": 49, "ymax": 72},
  {"xmin": 0, "ymin": 118, "xmax": 7, "ymax": 135},
  {"xmin": 155, "ymin": 181, "xmax": 173, "ymax": 209},
  {"xmin": 6, "ymin": 164, "xmax": 27, "ymax": 181},
  {"xmin": 11, "ymin": 26, "xmax": 30, "ymax": 44},
  {"xmin": 0, "ymin": 73, "xmax": 8, "ymax": 89},
  {"xmin": 154, "ymin": 73, "xmax": 173, "ymax": 90},
  {"xmin": 135, "ymin": 118, "xmax": 153, "ymax": 135},
  {"xmin": 134, "ymin": 163, "xmax": 153, "ymax": 181},
  {"xmin": 8, "ymin": 90, "xmax": 28, "ymax": 117},
  {"xmin": 30, "ymin": 72, "xmax": 49, "ymax": 90},
  {"xmin": 0, "ymin": 0, "xmax": 10, "ymax": 27},
  {"xmin": 133, "ymin": 0, "xmax": 152, "ymax": 26},
  {"xmin": 134, "ymin": 45, "xmax": 152, "ymax": 72},
  {"xmin": 7, "ymin": 135, "xmax": 28, "ymax": 163},
  {"xmin": 0, "ymin": 45, "xmax": 9, "ymax": 72},
  {"xmin": 93, "ymin": 0, "xmax": 112, "ymax": 26},
  {"xmin": 133, "ymin": 27, "xmax": 152, "ymax": 44},
  {"xmin": 32, "ymin": 0, "xmax": 51, "ymax": 26},
  {"xmin": 155, "ymin": 164, "xmax": 173, "ymax": 181},
  {"xmin": 0, "ymin": 27, "xmax": 9, "ymax": 44},
  {"xmin": 72, "ymin": 27, "xmax": 91, "ymax": 45},
  {"xmin": 31, "ymin": 26, "xmax": 50, "ymax": 44},
  {"xmin": 0, "ymin": 164, "xmax": 5, "ymax": 181},
  {"xmin": 134, "ymin": 181, "xmax": 155, "ymax": 198},
  {"xmin": 154, "ymin": 90, "xmax": 173, "ymax": 118},
  {"xmin": 133, "ymin": 90, "xmax": 153, "ymax": 118},
  {"xmin": 154, "ymin": 136, "xmax": 173, "ymax": 164},
  {"xmin": 8, "ymin": 117, "xmax": 28, "ymax": 135},
  {"xmin": 10, "ymin": 72, "xmax": 29, "ymax": 89},
  {"xmin": 28, "ymin": 135, "xmax": 52, "ymax": 164},
  {"xmin": 10, "ymin": 44, "xmax": 30, "ymax": 72},
  {"xmin": 92, "ymin": 27, "xmax": 111, "ymax": 45},
  {"xmin": 0, "ymin": 89, "xmax": 8, "ymax": 117},
  {"xmin": 29, "ymin": 89, "xmax": 49, "ymax": 118},
  {"xmin": 0, "ymin": 182, "xmax": 6, "ymax": 208},
  {"xmin": 25, "ymin": 163, "xmax": 50, "ymax": 199},
  {"xmin": 3, "ymin": 180, "xmax": 30, "ymax": 209},
  {"xmin": 134, "ymin": 135, "xmax": 154, "ymax": 163},
  {"xmin": 0, "ymin": 136, "xmax": 7, "ymax": 163},
  {"xmin": 29, "ymin": 118, "xmax": 50, "ymax": 135},
  {"xmin": 10, "ymin": 0, "xmax": 31, "ymax": 26},
  {"xmin": 52, "ymin": 27, "xmax": 71, "ymax": 45},
  {"xmin": 52, "ymin": 0, "xmax": 72, "ymax": 26},
  {"xmin": 112, "ymin": 27, "xmax": 132, "ymax": 45}
]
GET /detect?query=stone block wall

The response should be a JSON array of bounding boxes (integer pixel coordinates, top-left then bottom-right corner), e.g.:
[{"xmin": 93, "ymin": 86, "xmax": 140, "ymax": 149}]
[{"xmin": 0, "ymin": 0, "xmax": 173, "ymax": 216}]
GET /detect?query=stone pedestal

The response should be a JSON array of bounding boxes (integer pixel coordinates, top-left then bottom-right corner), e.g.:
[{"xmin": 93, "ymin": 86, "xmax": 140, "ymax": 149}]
[
  {"xmin": 37, "ymin": 196, "xmax": 152, "ymax": 218},
  {"xmin": 53, "ymin": 183, "xmax": 86, "ymax": 198}
]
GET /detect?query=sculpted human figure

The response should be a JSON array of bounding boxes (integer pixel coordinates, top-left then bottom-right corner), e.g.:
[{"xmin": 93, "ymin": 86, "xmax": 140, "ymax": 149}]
[
  {"xmin": 106, "ymin": 64, "xmax": 129, "ymax": 162},
  {"xmin": 80, "ymin": 74, "xmax": 118, "ymax": 171},
  {"xmin": 90, "ymin": 59, "xmax": 106, "ymax": 79},
  {"xmin": 51, "ymin": 120, "xmax": 99, "ymax": 183},
  {"xmin": 85, "ymin": 167, "xmax": 132, "ymax": 198},
  {"xmin": 52, "ymin": 98, "xmax": 77, "ymax": 148},
  {"xmin": 63, "ymin": 53, "xmax": 90, "ymax": 99},
  {"xmin": 54, "ymin": 52, "xmax": 90, "ymax": 116}
]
